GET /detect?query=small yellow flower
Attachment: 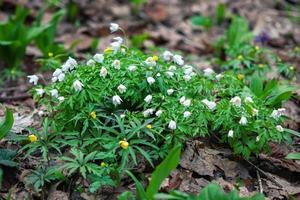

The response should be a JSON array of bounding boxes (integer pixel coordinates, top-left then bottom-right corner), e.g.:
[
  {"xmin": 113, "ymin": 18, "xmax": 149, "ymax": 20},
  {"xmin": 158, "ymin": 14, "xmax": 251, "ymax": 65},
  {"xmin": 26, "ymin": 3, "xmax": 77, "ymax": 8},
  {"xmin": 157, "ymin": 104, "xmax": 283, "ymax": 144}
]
[
  {"xmin": 289, "ymin": 66, "xmax": 295, "ymax": 71},
  {"xmin": 90, "ymin": 111, "xmax": 96, "ymax": 119},
  {"xmin": 152, "ymin": 55, "xmax": 158, "ymax": 61},
  {"xmin": 237, "ymin": 74, "xmax": 244, "ymax": 80},
  {"xmin": 258, "ymin": 64, "xmax": 264, "ymax": 69},
  {"xmin": 119, "ymin": 140, "xmax": 129, "ymax": 149},
  {"xmin": 100, "ymin": 162, "xmax": 107, "ymax": 167},
  {"xmin": 237, "ymin": 55, "xmax": 243, "ymax": 61},
  {"xmin": 48, "ymin": 52, "xmax": 53, "ymax": 57},
  {"xmin": 28, "ymin": 134, "xmax": 37, "ymax": 142},
  {"xmin": 146, "ymin": 124, "xmax": 153, "ymax": 129},
  {"xmin": 255, "ymin": 46, "xmax": 260, "ymax": 51},
  {"xmin": 104, "ymin": 47, "xmax": 112, "ymax": 54}
]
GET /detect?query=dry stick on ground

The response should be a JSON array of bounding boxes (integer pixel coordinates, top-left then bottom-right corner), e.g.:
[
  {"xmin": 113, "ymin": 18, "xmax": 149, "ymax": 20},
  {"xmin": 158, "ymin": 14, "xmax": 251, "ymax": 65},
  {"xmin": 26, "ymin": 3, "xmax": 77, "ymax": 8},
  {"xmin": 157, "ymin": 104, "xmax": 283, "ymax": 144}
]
[
  {"xmin": 244, "ymin": 159, "xmax": 282, "ymax": 188},
  {"xmin": 256, "ymin": 170, "xmax": 263, "ymax": 193}
]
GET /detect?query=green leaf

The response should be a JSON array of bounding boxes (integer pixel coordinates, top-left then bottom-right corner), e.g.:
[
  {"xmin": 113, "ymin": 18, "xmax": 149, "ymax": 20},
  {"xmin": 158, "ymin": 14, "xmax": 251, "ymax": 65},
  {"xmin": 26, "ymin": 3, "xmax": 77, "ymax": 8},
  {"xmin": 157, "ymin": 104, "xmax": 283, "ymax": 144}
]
[
  {"xmin": 250, "ymin": 75, "xmax": 263, "ymax": 97},
  {"xmin": 284, "ymin": 128, "xmax": 300, "ymax": 138},
  {"xmin": 125, "ymin": 170, "xmax": 147, "ymax": 200},
  {"xmin": 190, "ymin": 16, "xmax": 213, "ymax": 28},
  {"xmin": 0, "ymin": 108, "xmax": 14, "ymax": 140},
  {"xmin": 286, "ymin": 153, "xmax": 300, "ymax": 160},
  {"xmin": 146, "ymin": 145, "xmax": 181, "ymax": 199}
]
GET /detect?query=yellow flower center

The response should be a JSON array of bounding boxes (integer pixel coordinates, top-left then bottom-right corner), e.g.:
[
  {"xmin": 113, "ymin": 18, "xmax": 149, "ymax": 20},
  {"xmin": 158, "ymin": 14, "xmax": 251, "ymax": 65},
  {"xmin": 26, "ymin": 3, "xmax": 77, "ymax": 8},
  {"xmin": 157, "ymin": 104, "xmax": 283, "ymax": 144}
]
[
  {"xmin": 28, "ymin": 134, "xmax": 37, "ymax": 142},
  {"xmin": 90, "ymin": 111, "xmax": 96, "ymax": 119},
  {"xmin": 146, "ymin": 124, "xmax": 153, "ymax": 129},
  {"xmin": 255, "ymin": 46, "xmax": 260, "ymax": 51},
  {"xmin": 237, "ymin": 74, "xmax": 244, "ymax": 80},
  {"xmin": 48, "ymin": 52, "xmax": 53, "ymax": 57},
  {"xmin": 119, "ymin": 140, "xmax": 129, "ymax": 149},
  {"xmin": 152, "ymin": 55, "xmax": 158, "ymax": 61}
]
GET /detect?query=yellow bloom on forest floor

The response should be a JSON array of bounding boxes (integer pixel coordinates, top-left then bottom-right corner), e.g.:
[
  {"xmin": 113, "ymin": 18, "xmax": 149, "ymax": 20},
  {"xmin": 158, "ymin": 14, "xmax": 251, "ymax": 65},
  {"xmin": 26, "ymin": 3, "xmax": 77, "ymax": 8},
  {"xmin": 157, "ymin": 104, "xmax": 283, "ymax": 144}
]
[
  {"xmin": 255, "ymin": 46, "xmax": 260, "ymax": 51},
  {"xmin": 289, "ymin": 66, "xmax": 295, "ymax": 71},
  {"xmin": 90, "ymin": 111, "xmax": 96, "ymax": 119},
  {"xmin": 258, "ymin": 64, "xmax": 264, "ymax": 69},
  {"xmin": 48, "ymin": 52, "xmax": 53, "ymax": 57},
  {"xmin": 28, "ymin": 134, "xmax": 37, "ymax": 142},
  {"xmin": 237, "ymin": 55, "xmax": 243, "ymax": 60},
  {"xmin": 146, "ymin": 124, "xmax": 153, "ymax": 129},
  {"xmin": 237, "ymin": 74, "xmax": 244, "ymax": 80},
  {"xmin": 119, "ymin": 140, "xmax": 129, "ymax": 149},
  {"xmin": 100, "ymin": 162, "xmax": 107, "ymax": 167},
  {"xmin": 152, "ymin": 55, "xmax": 158, "ymax": 61}
]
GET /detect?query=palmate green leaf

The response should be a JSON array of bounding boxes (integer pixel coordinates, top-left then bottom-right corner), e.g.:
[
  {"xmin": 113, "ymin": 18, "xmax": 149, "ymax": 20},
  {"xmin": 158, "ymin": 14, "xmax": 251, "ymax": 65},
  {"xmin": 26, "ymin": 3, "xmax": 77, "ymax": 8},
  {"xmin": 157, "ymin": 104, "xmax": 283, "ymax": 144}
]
[
  {"xmin": 0, "ymin": 108, "xmax": 14, "ymax": 140},
  {"xmin": 146, "ymin": 145, "xmax": 181, "ymax": 199},
  {"xmin": 286, "ymin": 153, "xmax": 300, "ymax": 160}
]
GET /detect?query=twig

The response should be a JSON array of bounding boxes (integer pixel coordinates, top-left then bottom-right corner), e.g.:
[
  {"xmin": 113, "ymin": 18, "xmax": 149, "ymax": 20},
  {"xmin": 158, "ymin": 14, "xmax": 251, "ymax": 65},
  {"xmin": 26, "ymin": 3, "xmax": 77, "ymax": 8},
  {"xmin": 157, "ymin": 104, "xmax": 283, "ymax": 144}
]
[
  {"xmin": 256, "ymin": 170, "xmax": 263, "ymax": 193},
  {"xmin": 244, "ymin": 159, "xmax": 282, "ymax": 188}
]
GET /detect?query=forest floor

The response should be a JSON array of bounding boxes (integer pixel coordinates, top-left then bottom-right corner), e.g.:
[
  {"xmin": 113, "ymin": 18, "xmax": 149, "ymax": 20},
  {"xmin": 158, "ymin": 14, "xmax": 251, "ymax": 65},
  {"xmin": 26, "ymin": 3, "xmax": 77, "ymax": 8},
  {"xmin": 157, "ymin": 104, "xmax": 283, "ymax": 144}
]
[{"xmin": 0, "ymin": 0, "xmax": 300, "ymax": 199}]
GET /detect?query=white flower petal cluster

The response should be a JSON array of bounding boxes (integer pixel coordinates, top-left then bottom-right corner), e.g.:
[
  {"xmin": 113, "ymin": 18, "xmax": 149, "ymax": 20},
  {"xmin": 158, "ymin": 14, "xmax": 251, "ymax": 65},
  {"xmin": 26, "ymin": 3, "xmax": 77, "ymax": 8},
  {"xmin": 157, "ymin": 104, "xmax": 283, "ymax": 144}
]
[
  {"xmin": 93, "ymin": 53, "xmax": 104, "ymax": 63},
  {"xmin": 87, "ymin": 59, "xmax": 95, "ymax": 66},
  {"xmin": 163, "ymin": 51, "xmax": 173, "ymax": 61},
  {"xmin": 203, "ymin": 68, "xmax": 215, "ymax": 77},
  {"xmin": 143, "ymin": 108, "xmax": 154, "ymax": 117},
  {"xmin": 112, "ymin": 95, "xmax": 122, "ymax": 106},
  {"xmin": 239, "ymin": 116, "xmax": 247, "ymax": 125},
  {"xmin": 183, "ymin": 111, "xmax": 191, "ymax": 118},
  {"xmin": 145, "ymin": 57, "xmax": 156, "ymax": 67},
  {"xmin": 100, "ymin": 67, "xmax": 108, "ymax": 78},
  {"xmin": 155, "ymin": 110, "xmax": 163, "ymax": 117},
  {"xmin": 276, "ymin": 125, "xmax": 284, "ymax": 132},
  {"xmin": 173, "ymin": 54, "xmax": 184, "ymax": 66},
  {"xmin": 73, "ymin": 80, "xmax": 84, "ymax": 92},
  {"xmin": 50, "ymin": 89, "xmax": 58, "ymax": 98},
  {"xmin": 110, "ymin": 37, "xmax": 123, "ymax": 53},
  {"xmin": 52, "ymin": 57, "xmax": 77, "ymax": 82},
  {"xmin": 147, "ymin": 77, "xmax": 155, "ymax": 85},
  {"xmin": 244, "ymin": 96, "xmax": 253, "ymax": 103},
  {"xmin": 36, "ymin": 88, "xmax": 44, "ymax": 96},
  {"xmin": 110, "ymin": 23, "xmax": 119, "ymax": 33},
  {"xmin": 202, "ymin": 99, "xmax": 216, "ymax": 110},
  {"xmin": 144, "ymin": 95, "xmax": 152, "ymax": 103},
  {"xmin": 230, "ymin": 96, "xmax": 242, "ymax": 107},
  {"xmin": 118, "ymin": 84, "xmax": 127, "ymax": 94},
  {"xmin": 168, "ymin": 120, "xmax": 177, "ymax": 130},
  {"xmin": 271, "ymin": 108, "xmax": 286, "ymax": 119},
  {"xmin": 128, "ymin": 65, "xmax": 137, "ymax": 71},
  {"xmin": 112, "ymin": 60, "xmax": 121, "ymax": 69},
  {"xmin": 27, "ymin": 75, "xmax": 39, "ymax": 85},
  {"xmin": 167, "ymin": 89, "xmax": 174, "ymax": 95},
  {"xmin": 228, "ymin": 130, "xmax": 234, "ymax": 137},
  {"xmin": 216, "ymin": 74, "xmax": 223, "ymax": 80}
]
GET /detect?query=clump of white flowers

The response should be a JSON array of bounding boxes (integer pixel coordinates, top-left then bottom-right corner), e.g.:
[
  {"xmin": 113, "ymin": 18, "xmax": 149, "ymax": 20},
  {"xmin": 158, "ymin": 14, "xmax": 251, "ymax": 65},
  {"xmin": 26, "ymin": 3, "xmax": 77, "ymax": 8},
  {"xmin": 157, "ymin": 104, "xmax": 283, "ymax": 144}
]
[
  {"xmin": 230, "ymin": 96, "xmax": 242, "ymax": 107},
  {"xmin": 27, "ymin": 75, "xmax": 39, "ymax": 85},
  {"xmin": 112, "ymin": 95, "xmax": 122, "ymax": 106},
  {"xmin": 147, "ymin": 77, "xmax": 155, "ymax": 85},
  {"xmin": 271, "ymin": 108, "xmax": 286, "ymax": 119},
  {"xmin": 203, "ymin": 68, "xmax": 215, "ymax": 77},
  {"xmin": 73, "ymin": 80, "xmax": 83, "ymax": 92},
  {"xmin": 168, "ymin": 120, "xmax": 177, "ymax": 130},
  {"xmin": 202, "ymin": 99, "xmax": 216, "ymax": 110},
  {"xmin": 110, "ymin": 23, "xmax": 119, "ymax": 33}
]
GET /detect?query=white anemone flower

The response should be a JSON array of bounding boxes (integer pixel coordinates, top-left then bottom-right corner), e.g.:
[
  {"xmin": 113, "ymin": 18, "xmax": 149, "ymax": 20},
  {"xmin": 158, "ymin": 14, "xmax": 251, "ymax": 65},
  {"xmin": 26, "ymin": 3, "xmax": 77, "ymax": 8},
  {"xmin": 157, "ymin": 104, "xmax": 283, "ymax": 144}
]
[
  {"xmin": 201, "ymin": 99, "xmax": 216, "ymax": 110},
  {"xmin": 128, "ymin": 65, "xmax": 137, "ymax": 71},
  {"xmin": 183, "ymin": 99, "xmax": 191, "ymax": 107},
  {"xmin": 93, "ymin": 53, "xmax": 104, "ymax": 63},
  {"xmin": 117, "ymin": 84, "xmax": 127, "ymax": 94},
  {"xmin": 73, "ymin": 80, "xmax": 84, "ymax": 92},
  {"xmin": 203, "ymin": 68, "xmax": 215, "ymax": 77},
  {"xmin": 143, "ymin": 108, "xmax": 154, "ymax": 117},
  {"xmin": 244, "ymin": 96, "xmax": 253, "ymax": 103},
  {"xmin": 87, "ymin": 59, "xmax": 95, "ymax": 66},
  {"xmin": 155, "ymin": 110, "xmax": 163, "ymax": 117},
  {"xmin": 239, "ymin": 116, "xmax": 247, "ymax": 125},
  {"xmin": 112, "ymin": 60, "xmax": 121, "ymax": 69},
  {"xmin": 228, "ymin": 130, "xmax": 234, "ymax": 138},
  {"xmin": 230, "ymin": 96, "xmax": 242, "ymax": 107},
  {"xmin": 100, "ymin": 67, "xmax": 108, "ymax": 78},
  {"xmin": 276, "ymin": 125, "xmax": 284, "ymax": 132},
  {"xmin": 36, "ymin": 88, "xmax": 44, "ymax": 96},
  {"xmin": 144, "ymin": 95, "xmax": 153, "ymax": 103},
  {"xmin": 167, "ymin": 89, "xmax": 174, "ymax": 95},
  {"xmin": 173, "ymin": 54, "xmax": 184, "ymax": 66},
  {"xmin": 58, "ymin": 96, "xmax": 65, "ymax": 102},
  {"xmin": 147, "ymin": 77, "xmax": 155, "ymax": 85},
  {"xmin": 168, "ymin": 120, "xmax": 177, "ymax": 130},
  {"xmin": 110, "ymin": 23, "xmax": 119, "ymax": 33},
  {"xmin": 50, "ymin": 89, "xmax": 58, "ymax": 98},
  {"xmin": 112, "ymin": 95, "xmax": 122, "ymax": 106},
  {"xmin": 163, "ymin": 51, "xmax": 173, "ymax": 61},
  {"xmin": 27, "ymin": 75, "xmax": 39, "ymax": 85},
  {"xmin": 183, "ymin": 111, "xmax": 191, "ymax": 118}
]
